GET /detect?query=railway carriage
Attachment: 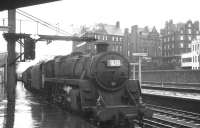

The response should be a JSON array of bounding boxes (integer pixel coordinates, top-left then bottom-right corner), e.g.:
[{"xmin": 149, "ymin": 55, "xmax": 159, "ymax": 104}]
[{"xmin": 22, "ymin": 66, "xmax": 32, "ymax": 90}]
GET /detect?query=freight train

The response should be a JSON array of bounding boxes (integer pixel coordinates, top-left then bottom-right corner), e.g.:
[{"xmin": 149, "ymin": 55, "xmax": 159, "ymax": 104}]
[{"xmin": 22, "ymin": 41, "xmax": 152, "ymax": 128}]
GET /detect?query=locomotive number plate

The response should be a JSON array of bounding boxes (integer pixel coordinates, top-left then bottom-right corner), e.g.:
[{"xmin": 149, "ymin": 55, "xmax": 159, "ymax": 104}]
[{"xmin": 107, "ymin": 60, "xmax": 121, "ymax": 67}]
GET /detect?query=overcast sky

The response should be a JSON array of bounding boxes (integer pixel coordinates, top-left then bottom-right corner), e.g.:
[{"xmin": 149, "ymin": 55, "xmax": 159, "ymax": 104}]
[
  {"xmin": 19, "ymin": 0, "xmax": 200, "ymax": 30},
  {"xmin": 1, "ymin": 0, "xmax": 200, "ymax": 72}
]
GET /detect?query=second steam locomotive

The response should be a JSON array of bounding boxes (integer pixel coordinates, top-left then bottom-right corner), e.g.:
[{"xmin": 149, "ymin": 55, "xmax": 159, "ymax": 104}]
[{"xmin": 22, "ymin": 41, "xmax": 152, "ymax": 127}]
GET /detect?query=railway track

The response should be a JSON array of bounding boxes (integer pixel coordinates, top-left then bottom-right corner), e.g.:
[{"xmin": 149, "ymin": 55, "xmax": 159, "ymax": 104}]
[{"xmin": 143, "ymin": 104, "xmax": 200, "ymax": 128}]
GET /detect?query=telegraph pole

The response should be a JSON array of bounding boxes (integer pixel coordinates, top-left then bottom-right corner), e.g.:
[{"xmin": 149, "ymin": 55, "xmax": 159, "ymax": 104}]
[{"xmin": 4, "ymin": 9, "xmax": 16, "ymax": 128}]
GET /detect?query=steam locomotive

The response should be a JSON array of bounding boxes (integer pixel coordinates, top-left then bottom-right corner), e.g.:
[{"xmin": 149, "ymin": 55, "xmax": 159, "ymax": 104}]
[{"xmin": 22, "ymin": 41, "xmax": 152, "ymax": 127}]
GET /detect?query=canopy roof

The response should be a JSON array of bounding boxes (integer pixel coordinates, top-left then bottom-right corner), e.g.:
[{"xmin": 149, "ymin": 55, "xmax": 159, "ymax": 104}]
[{"xmin": 0, "ymin": 0, "xmax": 61, "ymax": 11}]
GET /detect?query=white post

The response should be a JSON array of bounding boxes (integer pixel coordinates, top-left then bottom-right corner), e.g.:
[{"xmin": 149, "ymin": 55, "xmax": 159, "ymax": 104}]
[
  {"xmin": 133, "ymin": 64, "xmax": 135, "ymax": 80},
  {"xmin": 130, "ymin": 63, "xmax": 137, "ymax": 80},
  {"xmin": 138, "ymin": 56, "xmax": 142, "ymax": 86}
]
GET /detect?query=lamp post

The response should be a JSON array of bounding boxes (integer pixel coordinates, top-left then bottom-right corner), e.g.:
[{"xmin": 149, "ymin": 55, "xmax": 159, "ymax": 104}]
[{"xmin": 132, "ymin": 53, "xmax": 147, "ymax": 86}]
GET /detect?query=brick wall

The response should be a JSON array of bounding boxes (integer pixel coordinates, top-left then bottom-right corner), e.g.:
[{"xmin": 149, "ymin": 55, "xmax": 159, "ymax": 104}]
[{"xmin": 141, "ymin": 70, "xmax": 200, "ymax": 83}]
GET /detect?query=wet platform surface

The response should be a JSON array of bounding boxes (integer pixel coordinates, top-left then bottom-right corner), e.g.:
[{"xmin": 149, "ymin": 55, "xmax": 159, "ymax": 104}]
[{"xmin": 0, "ymin": 82, "xmax": 96, "ymax": 128}]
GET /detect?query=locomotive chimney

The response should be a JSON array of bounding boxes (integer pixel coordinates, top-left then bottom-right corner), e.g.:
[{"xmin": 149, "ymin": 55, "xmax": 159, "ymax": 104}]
[{"xmin": 95, "ymin": 41, "xmax": 109, "ymax": 53}]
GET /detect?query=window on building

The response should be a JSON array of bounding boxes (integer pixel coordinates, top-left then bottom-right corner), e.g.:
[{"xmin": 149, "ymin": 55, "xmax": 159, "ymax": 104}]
[
  {"xmin": 116, "ymin": 37, "xmax": 118, "ymax": 42},
  {"xmin": 98, "ymin": 35, "xmax": 100, "ymax": 40},
  {"xmin": 88, "ymin": 44, "xmax": 91, "ymax": 49},
  {"xmin": 188, "ymin": 44, "xmax": 191, "ymax": 48},
  {"xmin": 180, "ymin": 43, "xmax": 184, "ymax": 48},
  {"xmin": 128, "ymin": 50, "xmax": 130, "ymax": 56},
  {"xmin": 112, "ymin": 46, "xmax": 115, "ymax": 51},
  {"xmin": 143, "ymin": 48, "xmax": 148, "ymax": 54},
  {"xmin": 193, "ymin": 45, "xmax": 195, "ymax": 51},
  {"xmin": 198, "ymin": 55, "xmax": 200, "ymax": 62},
  {"xmin": 172, "ymin": 44, "xmax": 174, "ymax": 48},
  {"xmin": 116, "ymin": 45, "xmax": 118, "ymax": 51},
  {"xmin": 188, "ymin": 29, "xmax": 192, "ymax": 34},
  {"xmin": 182, "ymin": 57, "xmax": 192, "ymax": 62},
  {"xmin": 180, "ymin": 36, "xmax": 184, "ymax": 40},
  {"xmin": 195, "ymin": 56, "xmax": 197, "ymax": 62},
  {"xmin": 188, "ymin": 23, "xmax": 191, "ymax": 27},
  {"xmin": 163, "ymin": 38, "xmax": 166, "ymax": 42},
  {"xmin": 181, "ymin": 30, "xmax": 183, "ymax": 34},
  {"xmin": 119, "ymin": 37, "xmax": 122, "ymax": 42},
  {"xmin": 188, "ymin": 36, "xmax": 192, "ymax": 40},
  {"xmin": 112, "ymin": 36, "xmax": 115, "ymax": 41},
  {"xmin": 172, "ymin": 36, "xmax": 174, "ymax": 41},
  {"xmin": 105, "ymin": 36, "xmax": 107, "ymax": 40},
  {"xmin": 102, "ymin": 35, "xmax": 104, "ymax": 40},
  {"xmin": 195, "ymin": 45, "xmax": 197, "ymax": 51}
]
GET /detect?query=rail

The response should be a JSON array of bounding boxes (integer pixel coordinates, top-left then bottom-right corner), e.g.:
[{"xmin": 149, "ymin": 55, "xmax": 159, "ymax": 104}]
[{"xmin": 144, "ymin": 104, "xmax": 200, "ymax": 128}]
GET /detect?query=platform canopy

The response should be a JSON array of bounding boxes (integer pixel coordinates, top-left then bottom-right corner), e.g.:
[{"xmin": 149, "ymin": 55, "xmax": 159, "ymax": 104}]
[{"xmin": 0, "ymin": 0, "xmax": 61, "ymax": 11}]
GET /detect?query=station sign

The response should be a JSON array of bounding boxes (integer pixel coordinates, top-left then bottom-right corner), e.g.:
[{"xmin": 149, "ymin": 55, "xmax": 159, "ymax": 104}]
[
  {"xmin": 132, "ymin": 53, "xmax": 147, "ymax": 57},
  {"xmin": 130, "ymin": 63, "xmax": 139, "ymax": 66}
]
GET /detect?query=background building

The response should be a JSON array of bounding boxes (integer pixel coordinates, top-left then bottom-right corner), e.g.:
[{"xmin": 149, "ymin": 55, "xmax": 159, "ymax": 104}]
[
  {"xmin": 160, "ymin": 20, "xmax": 200, "ymax": 69},
  {"xmin": 73, "ymin": 21, "xmax": 124, "ymax": 55},
  {"xmin": 73, "ymin": 20, "xmax": 200, "ymax": 70},
  {"xmin": 181, "ymin": 36, "xmax": 200, "ymax": 70},
  {"xmin": 124, "ymin": 25, "xmax": 161, "ymax": 68}
]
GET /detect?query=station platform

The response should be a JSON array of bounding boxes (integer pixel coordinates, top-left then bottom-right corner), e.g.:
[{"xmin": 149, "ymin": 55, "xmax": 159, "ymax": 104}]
[{"xmin": 142, "ymin": 89, "xmax": 200, "ymax": 100}]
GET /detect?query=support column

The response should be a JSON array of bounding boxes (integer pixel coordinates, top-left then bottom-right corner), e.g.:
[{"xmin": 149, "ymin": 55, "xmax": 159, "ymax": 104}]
[{"xmin": 4, "ymin": 9, "xmax": 16, "ymax": 128}]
